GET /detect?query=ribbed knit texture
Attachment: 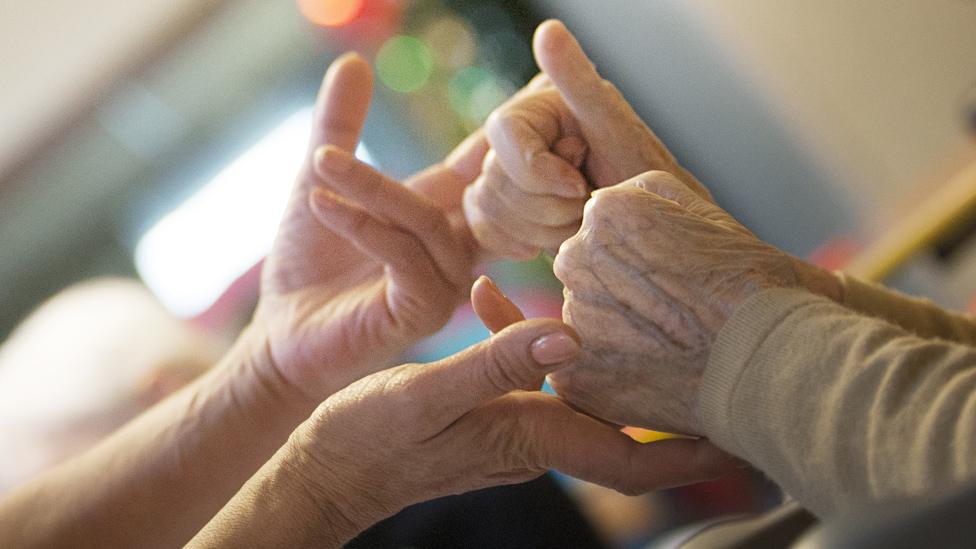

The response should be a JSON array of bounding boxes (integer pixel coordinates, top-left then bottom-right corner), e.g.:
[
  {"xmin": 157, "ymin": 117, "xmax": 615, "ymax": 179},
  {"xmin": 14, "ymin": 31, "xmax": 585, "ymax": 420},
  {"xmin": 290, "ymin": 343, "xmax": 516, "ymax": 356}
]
[
  {"xmin": 700, "ymin": 289, "xmax": 821, "ymax": 455},
  {"xmin": 698, "ymin": 284, "xmax": 976, "ymax": 517}
]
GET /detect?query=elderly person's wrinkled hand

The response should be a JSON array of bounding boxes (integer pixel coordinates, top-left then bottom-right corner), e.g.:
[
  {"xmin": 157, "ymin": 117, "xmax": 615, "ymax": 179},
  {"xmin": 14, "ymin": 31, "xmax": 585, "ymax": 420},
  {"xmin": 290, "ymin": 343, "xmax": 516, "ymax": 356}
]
[
  {"xmin": 552, "ymin": 171, "xmax": 801, "ymax": 435},
  {"xmin": 189, "ymin": 277, "xmax": 737, "ymax": 548},
  {"xmin": 464, "ymin": 20, "xmax": 710, "ymax": 260}
]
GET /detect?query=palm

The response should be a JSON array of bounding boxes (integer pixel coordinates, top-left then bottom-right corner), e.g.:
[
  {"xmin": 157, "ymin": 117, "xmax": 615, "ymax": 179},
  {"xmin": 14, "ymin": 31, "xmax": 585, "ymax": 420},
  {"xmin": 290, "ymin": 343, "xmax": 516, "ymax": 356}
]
[{"xmin": 259, "ymin": 168, "xmax": 390, "ymax": 399}]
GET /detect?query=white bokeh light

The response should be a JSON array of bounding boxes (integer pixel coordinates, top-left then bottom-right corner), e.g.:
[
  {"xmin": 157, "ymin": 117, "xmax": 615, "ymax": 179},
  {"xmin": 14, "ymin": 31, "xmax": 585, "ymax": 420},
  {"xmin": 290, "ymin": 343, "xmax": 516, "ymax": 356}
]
[{"xmin": 135, "ymin": 107, "xmax": 374, "ymax": 317}]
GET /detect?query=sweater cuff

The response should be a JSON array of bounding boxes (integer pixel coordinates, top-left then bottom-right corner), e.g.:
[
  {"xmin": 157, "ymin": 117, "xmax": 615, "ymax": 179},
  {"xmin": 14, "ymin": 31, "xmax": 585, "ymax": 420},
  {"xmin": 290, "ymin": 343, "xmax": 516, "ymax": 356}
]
[
  {"xmin": 699, "ymin": 288, "xmax": 825, "ymax": 456},
  {"xmin": 837, "ymin": 272, "xmax": 895, "ymax": 315}
]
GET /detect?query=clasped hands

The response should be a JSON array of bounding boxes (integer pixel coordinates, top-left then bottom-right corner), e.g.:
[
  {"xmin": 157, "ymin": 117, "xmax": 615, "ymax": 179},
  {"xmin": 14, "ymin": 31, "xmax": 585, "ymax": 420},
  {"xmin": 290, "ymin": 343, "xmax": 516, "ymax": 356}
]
[{"xmin": 197, "ymin": 18, "xmax": 847, "ymax": 545}]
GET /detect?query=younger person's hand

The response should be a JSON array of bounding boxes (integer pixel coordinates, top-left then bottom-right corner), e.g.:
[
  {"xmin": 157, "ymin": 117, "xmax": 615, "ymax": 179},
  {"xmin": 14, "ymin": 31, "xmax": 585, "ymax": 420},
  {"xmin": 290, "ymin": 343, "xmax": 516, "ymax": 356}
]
[{"xmin": 249, "ymin": 54, "xmax": 486, "ymax": 410}]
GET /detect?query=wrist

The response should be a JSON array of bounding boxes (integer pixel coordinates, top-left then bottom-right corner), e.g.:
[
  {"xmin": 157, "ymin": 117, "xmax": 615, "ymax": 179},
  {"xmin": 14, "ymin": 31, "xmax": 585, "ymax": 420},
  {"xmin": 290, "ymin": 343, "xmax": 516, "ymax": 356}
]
[
  {"xmin": 213, "ymin": 326, "xmax": 318, "ymax": 435},
  {"xmin": 278, "ymin": 424, "xmax": 394, "ymax": 544},
  {"xmin": 187, "ymin": 434, "xmax": 372, "ymax": 549}
]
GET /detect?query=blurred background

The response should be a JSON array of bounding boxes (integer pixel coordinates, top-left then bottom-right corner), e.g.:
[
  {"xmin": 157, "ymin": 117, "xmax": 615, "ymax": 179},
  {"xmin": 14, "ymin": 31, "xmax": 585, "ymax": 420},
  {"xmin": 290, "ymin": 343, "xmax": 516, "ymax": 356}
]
[{"xmin": 1, "ymin": 0, "xmax": 976, "ymax": 547}]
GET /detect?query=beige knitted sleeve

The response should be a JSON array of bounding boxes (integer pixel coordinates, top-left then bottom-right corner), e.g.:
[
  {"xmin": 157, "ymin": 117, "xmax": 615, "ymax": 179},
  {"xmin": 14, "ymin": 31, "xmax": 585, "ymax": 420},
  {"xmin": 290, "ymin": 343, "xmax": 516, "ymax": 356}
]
[
  {"xmin": 699, "ymin": 288, "xmax": 976, "ymax": 517},
  {"xmin": 839, "ymin": 273, "xmax": 976, "ymax": 345}
]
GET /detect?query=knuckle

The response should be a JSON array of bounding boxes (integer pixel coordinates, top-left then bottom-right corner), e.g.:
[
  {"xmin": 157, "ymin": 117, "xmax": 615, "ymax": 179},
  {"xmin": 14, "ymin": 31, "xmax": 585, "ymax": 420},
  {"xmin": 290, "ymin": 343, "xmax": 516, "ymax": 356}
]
[
  {"xmin": 589, "ymin": 187, "xmax": 627, "ymax": 209},
  {"xmin": 551, "ymin": 245, "xmax": 575, "ymax": 283},
  {"xmin": 489, "ymin": 397, "xmax": 546, "ymax": 468},
  {"xmin": 515, "ymin": 417, "xmax": 551, "ymax": 468},
  {"xmin": 483, "ymin": 339, "xmax": 532, "ymax": 393},
  {"xmin": 523, "ymin": 148, "xmax": 551, "ymax": 179},
  {"xmin": 560, "ymin": 232, "xmax": 589, "ymax": 261},
  {"xmin": 526, "ymin": 147, "xmax": 548, "ymax": 171},
  {"xmin": 485, "ymin": 107, "xmax": 507, "ymax": 134},
  {"xmin": 552, "ymin": 249, "xmax": 591, "ymax": 290},
  {"xmin": 475, "ymin": 181, "xmax": 504, "ymax": 216},
  {"xmin": 318, "ymin": 116, "xmax": 361, "ymax": 142},
  {"xmin": 642, "ymin": 169, "xmax": 676, "ymax": 183},
  {"xmin": 376, "ymin": 366, "xmax": 414, "ymax": 399},
  {"xmin": 462, "ymin": 181, "xmax": 482, "ymax": 213},
  {"xmin": 419, "ymin": 206, "xmax": 450, "ymax": 235},
  {"xmin": 482, "ymin": 165, "xmax": 512, "ymax": 196},
  {"xmin": 583, "ymin": 192, "xmax": 637, "ymax": 234},
  {"xmin": 344, "ymin": 208, "xmax": 371, "ymax": 234},
  {"xmin": 486, "ymin": 107, "xmax": 518, "ymax": 144},
  {"xmin": 557, "ymin": 229, "xmax": 581, "ymax": 253},
  {"xmin": 392, "ymin": 230, "xmax": 423, "ymax": 255},
  {"xmin": 637, "ymin": 170, "xmax": 679, "ymax": 193},
  {"xmin": 471, "ymin": 226, "xmax": 507, "ymax": 259},
  {"xmin": 467, "ymin": 216, "xmax": 502, "ymax": 251},
  {"xmin": 582, "ymin": 193, "xmax": 607, "ymax": 222},
  {"xmin": 468, "ymin": 222, "xmax": 493, "ymax": 247},
  {"xmin": 482, "ymin": 406, "xmax": 526, "ymax": 462},
  {"xmin": 357, "ymin": 169, "xmax": 384, "ymax": 202},
  {"xmin": 378, "ymin": 366, "xmax": 434, "ymax": 421}
]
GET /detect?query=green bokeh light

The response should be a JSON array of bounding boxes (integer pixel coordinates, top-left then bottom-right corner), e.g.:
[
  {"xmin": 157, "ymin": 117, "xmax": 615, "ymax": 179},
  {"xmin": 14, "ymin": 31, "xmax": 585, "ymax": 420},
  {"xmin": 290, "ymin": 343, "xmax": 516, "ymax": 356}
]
[
  {"xmin": 376, "ymin": 35, "xmax": 434, "ymax": 93},
  {"xmin": 447, "ymin": 66, "xmax": 511, "ymax": 123}
]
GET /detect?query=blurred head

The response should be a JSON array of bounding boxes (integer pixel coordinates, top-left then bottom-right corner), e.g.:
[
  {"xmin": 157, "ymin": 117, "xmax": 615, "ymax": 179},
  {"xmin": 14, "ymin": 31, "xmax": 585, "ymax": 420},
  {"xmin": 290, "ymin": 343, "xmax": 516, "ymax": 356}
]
[{"xmin": 0, "ymin": 278, "xmax": 224, "ymax": 493}]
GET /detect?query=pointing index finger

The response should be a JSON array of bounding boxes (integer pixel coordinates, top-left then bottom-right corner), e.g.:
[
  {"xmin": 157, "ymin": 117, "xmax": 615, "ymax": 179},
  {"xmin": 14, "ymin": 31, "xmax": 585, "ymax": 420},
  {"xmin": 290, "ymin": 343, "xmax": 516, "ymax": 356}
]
[{"xmin": 314, "ymin": 146, "xmax": 471, "ymax": 292}]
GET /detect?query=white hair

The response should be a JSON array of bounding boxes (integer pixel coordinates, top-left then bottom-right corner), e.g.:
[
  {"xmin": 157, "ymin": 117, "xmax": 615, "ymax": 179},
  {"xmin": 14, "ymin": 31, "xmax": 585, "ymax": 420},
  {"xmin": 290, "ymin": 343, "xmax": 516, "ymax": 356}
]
[{"xmin": 0, "ymin": 278, "xmax": 222, "ymax": 492}]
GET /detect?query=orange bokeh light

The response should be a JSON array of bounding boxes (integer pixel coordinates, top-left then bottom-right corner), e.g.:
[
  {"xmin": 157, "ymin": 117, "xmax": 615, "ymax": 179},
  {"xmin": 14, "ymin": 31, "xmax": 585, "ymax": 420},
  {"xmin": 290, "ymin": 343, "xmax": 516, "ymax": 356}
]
[{"xmin": 298, "ymin": 0, "xmax": 365, "ymax": 27}]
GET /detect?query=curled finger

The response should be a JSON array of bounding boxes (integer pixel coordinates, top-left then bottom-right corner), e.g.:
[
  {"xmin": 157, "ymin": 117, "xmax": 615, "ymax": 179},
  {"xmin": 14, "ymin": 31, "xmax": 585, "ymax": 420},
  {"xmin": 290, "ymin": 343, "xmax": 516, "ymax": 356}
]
[
  {"xmin": 315, "ymin": 146, "xmax": 471, "ymax": 292},
  {"xmin": 464, "ymin": 183, "xmax": 542, "ymax": 261},
  {"xmin": 308, "ymin": 188, "xmax": 451, "ymax": 299},
  {"xmin": 480, "ymin": 155, "xmax": 587, "ymax": 228}
]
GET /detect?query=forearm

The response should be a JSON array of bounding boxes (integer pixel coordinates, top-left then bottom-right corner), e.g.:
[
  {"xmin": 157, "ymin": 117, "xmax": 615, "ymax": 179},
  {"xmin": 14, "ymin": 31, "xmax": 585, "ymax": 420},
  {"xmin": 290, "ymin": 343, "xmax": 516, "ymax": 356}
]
[
  {"xmin": 701, "ymin": 289, "xmax": 976, "ymax": 517},
  {"xmin": 791, "ymin": 256, "xmax": 976, "ymax": 343},
  {"xmin": 837, "ymin": 272, "xmax": 976, "ymax": 344},
  {"xmin": 0, "ymin": 328, "xmax": 314, "ymax": 548}
]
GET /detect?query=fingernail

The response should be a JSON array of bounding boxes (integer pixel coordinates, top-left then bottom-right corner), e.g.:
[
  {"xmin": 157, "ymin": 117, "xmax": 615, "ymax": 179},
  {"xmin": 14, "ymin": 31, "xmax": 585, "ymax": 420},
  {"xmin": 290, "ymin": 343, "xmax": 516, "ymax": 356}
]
[
  {"xmin": 480, "ymin": 275, "xmax": 515, "ymax": 303},
  {"xmin": 530, "ymin": 332, "xmax": 579, "ymax": 365},
  {"xmin": 316, "ymin": 146, "xmax": 352, "ymax": 174},
  {"xmin": 477, "ymin": 275, "xmax": 499, "ymax": 293}
]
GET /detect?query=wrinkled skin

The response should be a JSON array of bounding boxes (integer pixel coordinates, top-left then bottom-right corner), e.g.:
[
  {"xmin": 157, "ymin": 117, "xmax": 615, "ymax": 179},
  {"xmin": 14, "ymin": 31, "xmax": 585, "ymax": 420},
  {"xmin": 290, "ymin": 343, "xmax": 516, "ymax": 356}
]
[
  {"xmin": 468, "ymin": 20, "xmax": 843, "ymax": 436},
  {"xmin": 285, "ymin": 278, "xmax": 737, "ymax": 536},
  {"xmin": 552, "ymin": 171, "xmax": 801, "ymax": 435},
  {"xmin": 190, "ymin": 279, "xmax": 739, "ymax": 548},
  {"xmin": 465, "ymin": 20, "xmax": 711, "ymax": 260}
]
